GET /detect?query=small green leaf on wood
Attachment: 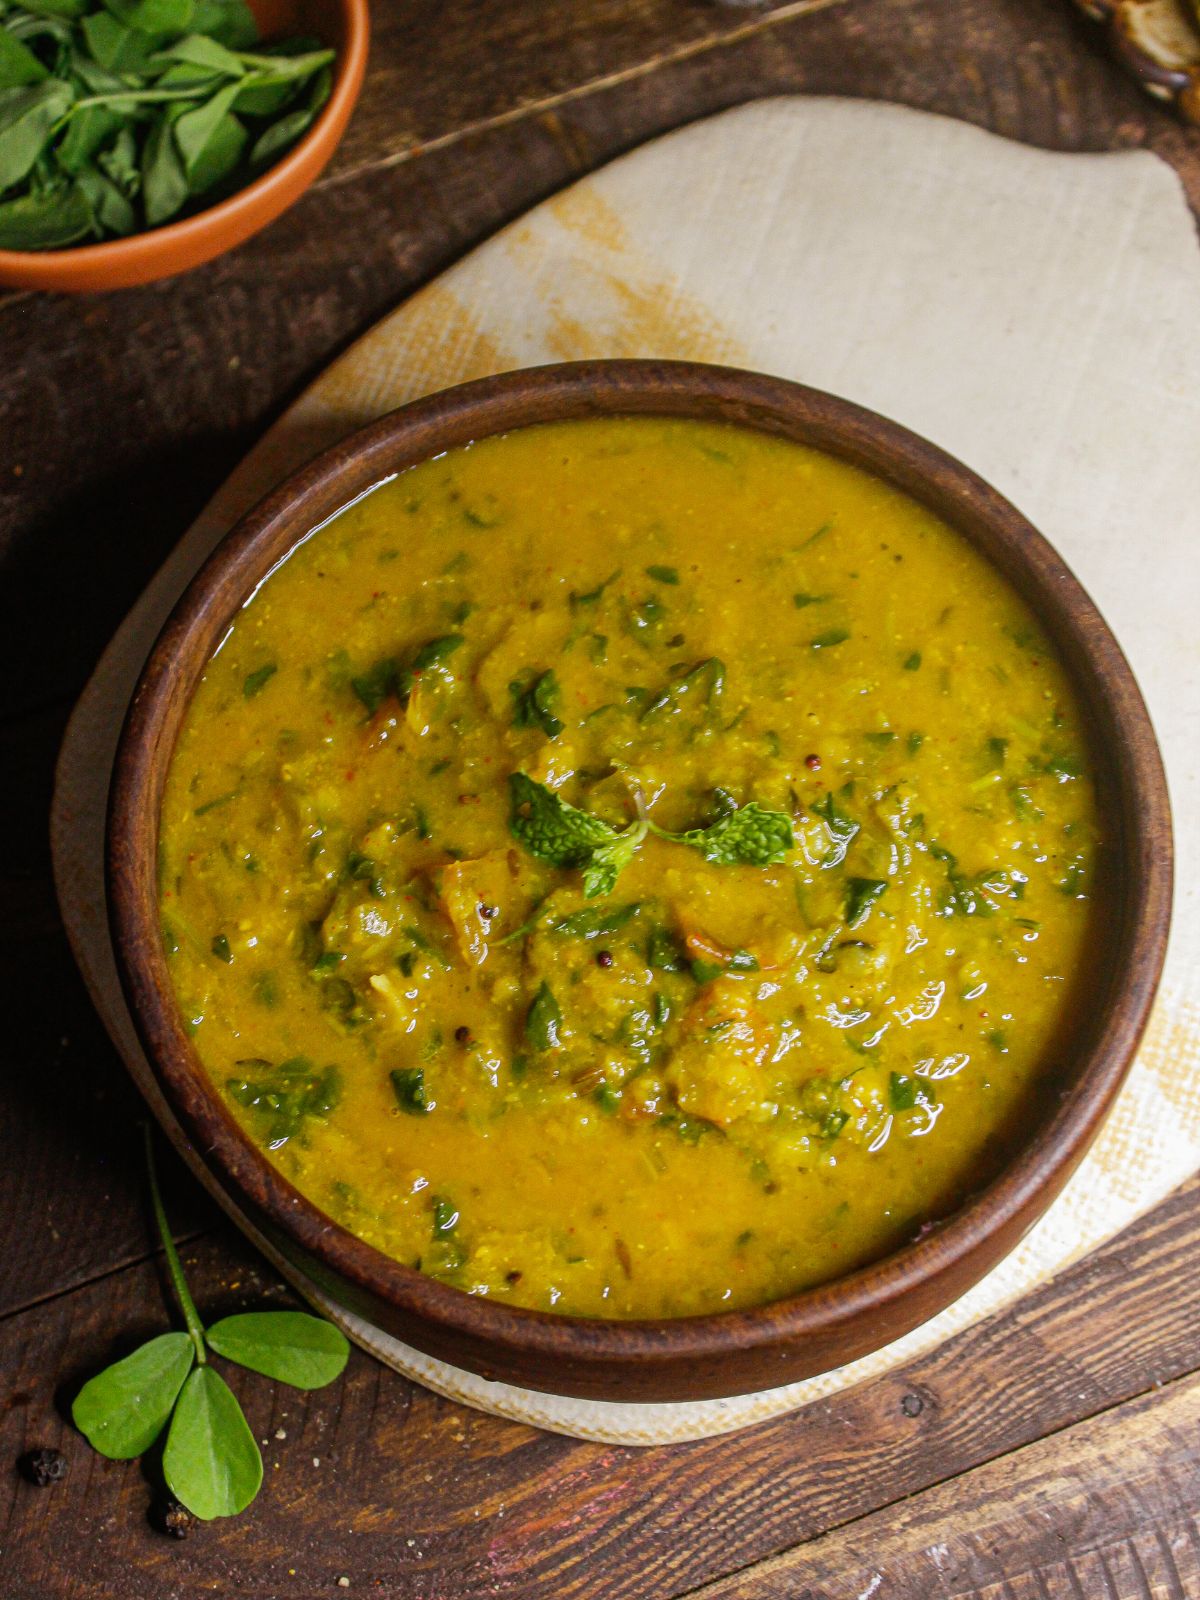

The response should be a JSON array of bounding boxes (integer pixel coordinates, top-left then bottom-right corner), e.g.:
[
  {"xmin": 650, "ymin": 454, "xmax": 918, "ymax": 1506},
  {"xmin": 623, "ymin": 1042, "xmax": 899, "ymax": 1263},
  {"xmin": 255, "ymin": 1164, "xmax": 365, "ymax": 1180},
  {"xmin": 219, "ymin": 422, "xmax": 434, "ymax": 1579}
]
[
  {"xmin": 71, "ymin": 1331, "xmax": 195, "ymax": 1459},
  {"xmin": 162, "ymin": 1365, "xmax": 262, "ymax": 1521},
  {"xmin": 204, "ymin": 1311, "xmax": 350, "ymax": 1390}
]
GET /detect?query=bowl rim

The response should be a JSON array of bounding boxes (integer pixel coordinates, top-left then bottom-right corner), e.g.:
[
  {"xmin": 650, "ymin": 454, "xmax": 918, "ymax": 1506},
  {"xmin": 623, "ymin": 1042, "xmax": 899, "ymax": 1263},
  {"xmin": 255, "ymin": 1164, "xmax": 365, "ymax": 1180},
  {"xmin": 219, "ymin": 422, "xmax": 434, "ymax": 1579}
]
[
  {"xmin": 0, "ymin": 0, "xmax": 369, "ymax": 279},
  {"xmin": 108, "ymin": 358, "xmax": 1173, "ymax": 1378}
]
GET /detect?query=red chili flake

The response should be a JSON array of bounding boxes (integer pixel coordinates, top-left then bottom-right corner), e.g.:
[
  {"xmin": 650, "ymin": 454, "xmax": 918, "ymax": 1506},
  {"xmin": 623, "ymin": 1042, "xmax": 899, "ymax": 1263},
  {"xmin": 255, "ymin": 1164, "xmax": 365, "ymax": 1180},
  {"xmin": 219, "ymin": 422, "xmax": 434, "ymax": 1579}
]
[
  {"xmin": 804, "ymin": 753, "xmax": 822, "ymax": 770},
  {"xmin": 344, "ymin": 769, "xmax": 356, "ymax": 782},
  {"xmin": 457, "ymin": 793, "xmax": 480, "ymax": 805}
]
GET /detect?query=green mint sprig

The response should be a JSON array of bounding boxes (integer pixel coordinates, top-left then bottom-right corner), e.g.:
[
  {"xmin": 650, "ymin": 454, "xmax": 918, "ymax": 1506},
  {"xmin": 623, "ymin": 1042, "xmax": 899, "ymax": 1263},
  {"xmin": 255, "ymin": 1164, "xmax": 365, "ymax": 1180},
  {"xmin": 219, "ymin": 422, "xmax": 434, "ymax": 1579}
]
[
  {"xmin": 71, "ymin": 1127, "xmax": 349, "ymax": 1521},
  {"xmin": 507, "ymin": 772, "xmax": 793, "ymax": 898}
]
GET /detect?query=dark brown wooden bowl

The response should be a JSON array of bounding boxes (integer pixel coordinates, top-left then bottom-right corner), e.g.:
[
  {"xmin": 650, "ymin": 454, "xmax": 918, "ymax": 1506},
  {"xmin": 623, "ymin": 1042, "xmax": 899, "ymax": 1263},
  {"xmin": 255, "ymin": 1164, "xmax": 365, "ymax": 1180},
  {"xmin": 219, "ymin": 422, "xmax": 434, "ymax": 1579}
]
[{"xmin": 108, "ymin": 360, "xmax": 1173, "ymax": 1402}]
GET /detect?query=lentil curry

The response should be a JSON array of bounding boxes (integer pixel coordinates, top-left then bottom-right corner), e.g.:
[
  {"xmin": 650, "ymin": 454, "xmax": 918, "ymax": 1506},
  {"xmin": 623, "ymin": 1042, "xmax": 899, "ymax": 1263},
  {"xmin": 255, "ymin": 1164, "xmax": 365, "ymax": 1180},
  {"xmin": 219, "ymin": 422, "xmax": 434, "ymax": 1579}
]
[{"xmin": 160, "ymin": 417, "xmax": 1102, "ymax": 1319}]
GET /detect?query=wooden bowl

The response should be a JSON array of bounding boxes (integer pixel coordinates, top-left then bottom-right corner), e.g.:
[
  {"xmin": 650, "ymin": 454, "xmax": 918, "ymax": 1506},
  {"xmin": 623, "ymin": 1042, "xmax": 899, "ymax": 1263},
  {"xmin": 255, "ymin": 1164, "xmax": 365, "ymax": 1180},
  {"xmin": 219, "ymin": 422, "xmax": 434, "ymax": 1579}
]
[
  {"xmin": 0, "ymin": 0, "xmax": 368, "ymax": 294},
  {"xmin": 108, "ymin": 361, "xmax": 1173, "ymax": 1402}
]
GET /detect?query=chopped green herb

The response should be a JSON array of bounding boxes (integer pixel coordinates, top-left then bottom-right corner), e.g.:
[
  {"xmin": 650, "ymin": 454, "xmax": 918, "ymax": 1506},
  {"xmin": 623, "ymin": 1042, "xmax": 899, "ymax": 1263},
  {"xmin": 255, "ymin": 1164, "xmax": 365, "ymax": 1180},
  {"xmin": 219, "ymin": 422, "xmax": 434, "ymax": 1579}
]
[
  {"xmin": 350, "ymin": 658, "xmax": 397, "ymax": 716},
  {"xmin": 225, "ymin": 1057, "xmax": 341, "ymax": 1148},
  {"xmin": 402, "ymin": 924, "xmax": 452, "ymax": 971},
  {"xmin": 210, "ymin": 933, "xmax": 232, "ymax": 963},
  {"xmin": 799, "ymin": 520, "xmax": 834, "ymax": 550},
  {"xmin": 551, "ymin": 903, "xmax": 641, "ymax": 939},
  {"xmin": 645, "ymin": 564, "xmax": 679, "ymax": 585},
  {"xmin": 526, "ymin": 981, "xmax": 562, "ymax": 1051},
  {"xmin": 570, "ymin": 570, "xmax": 620, "ymax": 609},
  {"xmin": 345, "ymin": 851, "xmax": 384, "ymax": 899},
  {"xmin": 844, "ymin": 877, "xmax": 888, "ymax": 928},
  {"xmin": 390, "ymin": 1066, "xmax": 431, "ymax": 1115},
  {"xmin": 810, "ymin": 628, "xmax": 850, "ymax": 650},
  {"xmin": 889, "ymin": 1072, "xmax": 918, "ymax": 1111},
  {"xmin": 411, "ymin": 633, "xmax": 465, "ymax": 673},
  {"xmin": 811, "ymin": 791, "xmax": 859, "ymax": 868},
  {"xmin": 793, "ymin": 592, "xmax": 830, "ymax": 609},
  {"xmin": 647, "ymin": 928, "xmax": 688, "ymax": 972},
  {"xmin": 903, "ymin": 651, "xmax": 921, "ymax": 671},
  {"xmin": 509, "ymin": 669, "xmax": 564, "ymax": 738},
  {"xmin": 243, "ymin": 662, "xmax": 277, "ymax": 697},
  {"xmin": 193, "ymin": 790, "xmax": 236, "ymax": 816},
  {"xmin": 625, "ymin": 595, "xmax": 666, "ymax": 634}
]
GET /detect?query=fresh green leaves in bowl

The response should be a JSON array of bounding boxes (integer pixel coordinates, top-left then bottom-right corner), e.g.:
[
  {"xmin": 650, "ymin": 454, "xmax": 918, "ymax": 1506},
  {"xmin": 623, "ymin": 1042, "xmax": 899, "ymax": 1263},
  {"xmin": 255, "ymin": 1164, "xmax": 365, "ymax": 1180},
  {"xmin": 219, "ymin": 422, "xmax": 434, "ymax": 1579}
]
[
  {"xmin": 72, "ymin": 1127, "xmax": 349, "ymax": 1521},
  {"xmin": 0, "ymin": 0, "xmax": 336, "ymax": 251}
]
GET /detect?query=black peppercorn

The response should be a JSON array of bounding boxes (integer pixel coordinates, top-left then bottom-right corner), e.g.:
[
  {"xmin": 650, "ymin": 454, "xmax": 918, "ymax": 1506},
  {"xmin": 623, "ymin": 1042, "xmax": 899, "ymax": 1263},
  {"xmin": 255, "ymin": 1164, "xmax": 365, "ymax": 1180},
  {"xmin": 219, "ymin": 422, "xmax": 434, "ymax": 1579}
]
[
  {"xmin": 153, "ymin": 1496, "xmax": 195, "ymax": 1539},
  {"xmin": 454, "ymin": 1025, "xmax": 471, "ymax": 1044},
  {"xmin": 21, "ymin": 1447, "xmax": 68, "ymax": 1487},
  {"xmin": 596, "ymin": 950, "xmax": 614, "ymax": 969}
]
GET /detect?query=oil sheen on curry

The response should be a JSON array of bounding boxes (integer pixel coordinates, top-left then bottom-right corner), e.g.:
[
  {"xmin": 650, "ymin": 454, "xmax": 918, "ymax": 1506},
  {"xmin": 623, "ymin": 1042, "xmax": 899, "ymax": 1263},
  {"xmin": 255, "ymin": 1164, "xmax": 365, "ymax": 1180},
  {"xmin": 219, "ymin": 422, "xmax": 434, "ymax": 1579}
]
[{"xmin": 160, "ymin": 417, "xmax": 1102, "ymax": 1319}]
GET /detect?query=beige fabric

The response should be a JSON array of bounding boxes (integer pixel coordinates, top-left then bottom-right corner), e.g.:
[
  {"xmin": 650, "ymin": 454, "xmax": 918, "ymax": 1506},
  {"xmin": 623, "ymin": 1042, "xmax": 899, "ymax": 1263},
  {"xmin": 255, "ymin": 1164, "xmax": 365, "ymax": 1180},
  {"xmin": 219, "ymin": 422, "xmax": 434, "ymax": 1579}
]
[{"xmin": 52, "ymin": 99, "xmax": 1200, "ymax": 1443}]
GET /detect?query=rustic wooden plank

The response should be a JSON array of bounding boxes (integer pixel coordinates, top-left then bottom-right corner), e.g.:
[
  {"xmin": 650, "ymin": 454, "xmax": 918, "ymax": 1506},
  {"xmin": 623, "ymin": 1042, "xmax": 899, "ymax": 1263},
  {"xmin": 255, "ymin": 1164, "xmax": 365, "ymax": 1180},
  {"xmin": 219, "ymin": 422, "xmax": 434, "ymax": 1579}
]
[
  {"xmin": 685, "ymin": 1372, "xmax": 1200, "ymax": 1600},
  {"xmin": 328, "ymin": 0, "xmax": 841, "ymax": 180},
  {"xmin": 0, "ymin": 699, "xmax": 216, "ymax": 1320},
  {"xmin": 3, "ymin": 0, "xmax": 1194, "ymax": 1308},
  {"xmin": 4, "ymin": 0, "xmax": 1200, "ymax": 1587},
  {"xmin": 7, "ymin": 1167, "xmax": 1200, "ymax": 1598}
]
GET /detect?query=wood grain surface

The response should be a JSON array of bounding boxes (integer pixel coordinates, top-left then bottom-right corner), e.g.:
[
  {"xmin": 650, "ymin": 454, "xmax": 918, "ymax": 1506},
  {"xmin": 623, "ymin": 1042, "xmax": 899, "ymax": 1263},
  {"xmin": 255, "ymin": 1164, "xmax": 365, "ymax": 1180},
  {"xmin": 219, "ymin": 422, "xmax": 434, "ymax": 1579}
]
[{"xmin": 3, "ymin": 0, "xmax": 1198, "ymax": 1592}]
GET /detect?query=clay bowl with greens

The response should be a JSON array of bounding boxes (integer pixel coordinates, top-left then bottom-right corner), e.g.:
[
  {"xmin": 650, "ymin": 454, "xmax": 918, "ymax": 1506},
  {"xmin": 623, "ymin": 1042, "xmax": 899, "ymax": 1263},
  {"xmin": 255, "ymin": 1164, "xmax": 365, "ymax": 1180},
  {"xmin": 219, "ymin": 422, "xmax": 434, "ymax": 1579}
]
[
  {"xmin": 0, "ymin": 0, "xmax": 368, "ymax": 291},
  {"xmin": 108, "ymin": 361, "xmax": 1172, "ymax": 1402}
]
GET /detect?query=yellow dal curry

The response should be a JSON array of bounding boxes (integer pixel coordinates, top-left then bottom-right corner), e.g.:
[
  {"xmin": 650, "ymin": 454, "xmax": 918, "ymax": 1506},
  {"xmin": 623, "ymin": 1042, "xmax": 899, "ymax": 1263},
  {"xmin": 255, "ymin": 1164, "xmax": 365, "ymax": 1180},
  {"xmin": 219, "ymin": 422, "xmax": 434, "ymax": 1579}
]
[{"xmin": 160, "ymin": 417, "xmax": 1102, "ymax": 1318}]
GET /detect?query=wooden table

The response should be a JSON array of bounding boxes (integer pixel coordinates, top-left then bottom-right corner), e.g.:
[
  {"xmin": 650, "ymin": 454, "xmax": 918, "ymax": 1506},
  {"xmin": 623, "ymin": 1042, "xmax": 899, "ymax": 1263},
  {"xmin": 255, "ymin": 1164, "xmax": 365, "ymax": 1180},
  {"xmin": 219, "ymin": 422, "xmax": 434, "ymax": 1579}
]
[{"xmin": 4, "ymin": 1, "xmax": 1198, "ymax": 1593}]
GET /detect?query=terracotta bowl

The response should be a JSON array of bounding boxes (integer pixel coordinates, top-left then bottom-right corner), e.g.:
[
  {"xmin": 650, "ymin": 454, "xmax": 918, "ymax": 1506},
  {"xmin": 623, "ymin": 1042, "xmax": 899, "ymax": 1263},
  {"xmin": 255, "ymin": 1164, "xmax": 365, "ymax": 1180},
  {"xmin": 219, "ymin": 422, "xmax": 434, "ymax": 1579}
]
[
  {"xmin": 108, "ymin": 361, "xmax": 1173, "ymax": 1402},
  {"xmin": 0, "ymin": 0, "xmax": 368, "ymax": 294}
]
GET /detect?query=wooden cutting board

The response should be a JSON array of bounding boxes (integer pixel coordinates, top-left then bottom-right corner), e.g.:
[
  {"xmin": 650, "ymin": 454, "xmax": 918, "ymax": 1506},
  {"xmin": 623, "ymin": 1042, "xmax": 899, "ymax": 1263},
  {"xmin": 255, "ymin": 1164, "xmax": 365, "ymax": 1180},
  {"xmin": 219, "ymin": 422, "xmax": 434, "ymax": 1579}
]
[{"xmin": 52, "ymin": 96, "xmax": 1200, "ymax": 1444}]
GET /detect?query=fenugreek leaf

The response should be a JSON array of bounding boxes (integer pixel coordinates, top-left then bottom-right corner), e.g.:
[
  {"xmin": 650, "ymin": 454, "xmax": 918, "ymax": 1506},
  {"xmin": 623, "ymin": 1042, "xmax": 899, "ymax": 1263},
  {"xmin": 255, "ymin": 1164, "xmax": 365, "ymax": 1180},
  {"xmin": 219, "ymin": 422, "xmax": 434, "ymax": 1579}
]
[
  {"xmin": 72, "ymin": 1332, "xmax": 195, "ymax": 1459},
  {"xmin": 162, "ymin": 1365, "xmax": 262, "ymax": 1521},
  {"xmin": 0, "ymin": 80, "xmax": 74, "ymax": 188},
  {"xmin": 204, "ymin": 1311, "xmax": 349, "ymax": 1389}
]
